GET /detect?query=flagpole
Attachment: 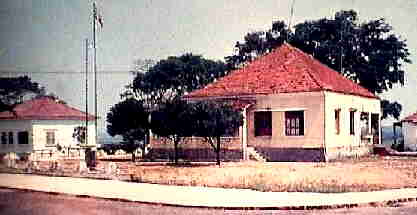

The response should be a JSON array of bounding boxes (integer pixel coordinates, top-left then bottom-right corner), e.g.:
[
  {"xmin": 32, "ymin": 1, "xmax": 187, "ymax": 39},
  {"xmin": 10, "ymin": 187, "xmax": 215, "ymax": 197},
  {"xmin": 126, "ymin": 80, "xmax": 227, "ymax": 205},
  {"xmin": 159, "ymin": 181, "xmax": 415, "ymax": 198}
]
[
  {"xmin": 85, "ymin": 38, "xmax": 89, "ymax": 146},
  {"xmin": 93, "ymin": 2, "xmax": 98, "ymax": 148}
]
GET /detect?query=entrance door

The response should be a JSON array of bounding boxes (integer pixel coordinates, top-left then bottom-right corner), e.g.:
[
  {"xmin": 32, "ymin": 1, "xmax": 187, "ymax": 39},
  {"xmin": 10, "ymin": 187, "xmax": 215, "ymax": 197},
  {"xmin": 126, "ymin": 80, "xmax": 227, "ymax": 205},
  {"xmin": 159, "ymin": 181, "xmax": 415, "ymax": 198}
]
[{"xmin": 371, "ymin": 114, "xmax": 380, "ymax": 145}]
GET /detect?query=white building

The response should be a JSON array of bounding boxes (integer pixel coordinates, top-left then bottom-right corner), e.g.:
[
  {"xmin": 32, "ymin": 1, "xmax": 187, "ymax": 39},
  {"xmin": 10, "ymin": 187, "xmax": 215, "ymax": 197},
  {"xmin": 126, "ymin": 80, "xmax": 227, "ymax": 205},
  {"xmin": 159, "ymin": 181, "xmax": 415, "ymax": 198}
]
[
  {"xmin": 402, "ymin": 112, "xmax": 417, "ymax": 151},
  {"xmin": 183, "ymin": 43, "xmax": 381, "ymax": 161},
  {"xmin": 0, "ymin": 97, "xmax": 97, "ymax": 158}
]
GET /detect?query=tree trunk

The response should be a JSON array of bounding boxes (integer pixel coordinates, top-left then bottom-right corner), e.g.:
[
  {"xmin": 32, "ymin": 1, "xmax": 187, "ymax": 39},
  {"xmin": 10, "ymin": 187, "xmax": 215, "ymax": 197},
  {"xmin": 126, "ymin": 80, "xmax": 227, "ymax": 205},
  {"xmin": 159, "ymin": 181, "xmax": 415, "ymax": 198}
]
[
  {"xmin": 216, "ymin": 136, "xmax": 221, "ymax": 166},
  {"xmin": 131, "ymin": 152, "xmax": 136, "ymax": 162},
  {"xmin": 141, "ymin": 144, "xmax": 146, "ymax": 159},
  {"xmin": 174, "ymin": 140, "xmax": 179, "ymax": 164},
  {"xmin": 143, "ymin": 130, "xmax": 150, "ymax": 159}
]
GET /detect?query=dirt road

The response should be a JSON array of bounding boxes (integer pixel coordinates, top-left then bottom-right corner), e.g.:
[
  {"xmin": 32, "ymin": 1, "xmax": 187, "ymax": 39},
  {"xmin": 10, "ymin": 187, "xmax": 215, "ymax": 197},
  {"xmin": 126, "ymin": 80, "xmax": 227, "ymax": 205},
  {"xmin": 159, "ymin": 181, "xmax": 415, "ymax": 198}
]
[{"xmin": 1, "ymin": 188, "xmax": 417, "ymax": 215}]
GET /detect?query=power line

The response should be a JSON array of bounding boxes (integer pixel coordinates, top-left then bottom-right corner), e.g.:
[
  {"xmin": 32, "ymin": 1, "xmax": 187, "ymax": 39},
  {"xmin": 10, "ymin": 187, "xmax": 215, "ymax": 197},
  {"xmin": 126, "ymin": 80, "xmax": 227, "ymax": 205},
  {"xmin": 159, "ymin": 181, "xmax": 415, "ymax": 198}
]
[{"xmin": 0, "ymin": 71, "xmax": 134, "ymax": 74}]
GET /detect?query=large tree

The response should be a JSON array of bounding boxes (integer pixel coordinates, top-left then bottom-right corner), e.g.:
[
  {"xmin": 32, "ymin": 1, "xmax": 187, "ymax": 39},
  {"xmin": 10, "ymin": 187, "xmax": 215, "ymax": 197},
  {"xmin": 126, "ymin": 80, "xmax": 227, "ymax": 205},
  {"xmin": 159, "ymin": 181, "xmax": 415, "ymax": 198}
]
[
  {"xmin": 226, "ymin": 10, "xmax": 411, "ymax": 119},
  {"xmin": 106, "ymin": 98, "xmax": 150, "ymax": 161},
  {"xmin": 0, "ymin": 76, "xmax": 43, "ymax": 112},
  {"xmin": 150, "ymin": 98, "xmax": 195, "ymax": 164},
  {"xmin": 192, "ymin": 101, "xmax": 243, "ymax": 165},
  {"xmin": 128, "ymin": 54, "xmax": 228, "ymax": 106}
]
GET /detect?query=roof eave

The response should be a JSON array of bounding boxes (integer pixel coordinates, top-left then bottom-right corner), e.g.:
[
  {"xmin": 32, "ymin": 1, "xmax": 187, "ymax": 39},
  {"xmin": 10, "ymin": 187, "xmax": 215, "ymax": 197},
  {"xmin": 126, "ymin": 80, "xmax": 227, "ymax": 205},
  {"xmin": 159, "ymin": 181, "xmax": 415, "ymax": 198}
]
[{"xmin": 183, "ymin": 94, "xmax": 258, "ymax": 101}]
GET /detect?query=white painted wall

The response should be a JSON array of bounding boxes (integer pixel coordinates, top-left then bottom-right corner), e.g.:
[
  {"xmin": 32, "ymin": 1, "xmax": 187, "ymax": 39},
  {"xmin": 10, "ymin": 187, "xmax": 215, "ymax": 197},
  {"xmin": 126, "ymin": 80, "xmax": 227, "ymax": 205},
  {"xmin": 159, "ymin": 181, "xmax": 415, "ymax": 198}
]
[
  {"xmin": 32, "ymin": 120, "xmax": 96, "ymax": 149},
  {"xmin": 0, "ymin": 120, "xmax": 33, "ymax": 153},
  {"xmin": 403, "ymin": 122, "xmax": 417, "ymax": 151},
  {"xmin": 247, "ymin": 91, "xmax": 325, "ymax": 148},
  {"xmin": 0, "ymin": 119, "xmax": 96, "ymax": 154},
  {"xmin": 324, "ymin": 91, "xmax": 381, "ymax": 160}
]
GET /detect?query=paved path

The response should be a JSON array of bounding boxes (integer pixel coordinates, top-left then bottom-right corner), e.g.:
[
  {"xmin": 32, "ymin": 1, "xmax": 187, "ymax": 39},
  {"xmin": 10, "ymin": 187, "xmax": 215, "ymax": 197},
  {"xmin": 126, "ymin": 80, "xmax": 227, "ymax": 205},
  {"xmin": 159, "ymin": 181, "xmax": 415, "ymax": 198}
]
[{"xmin": 1, "ymin": 173, "xmax": 417, "ymax": 208}]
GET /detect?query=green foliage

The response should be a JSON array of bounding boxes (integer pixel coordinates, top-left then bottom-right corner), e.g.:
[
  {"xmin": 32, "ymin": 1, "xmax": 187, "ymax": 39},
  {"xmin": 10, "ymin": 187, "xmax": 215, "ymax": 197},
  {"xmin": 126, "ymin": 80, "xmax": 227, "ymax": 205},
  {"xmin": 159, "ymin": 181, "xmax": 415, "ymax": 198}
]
[
  {"xmin": 193, "ymin": 101, "xmax": 243, "ymax": 138},
  {"xmin": 381, "ymin": 100, "xmax": 402, "ymax": 120},
  {"xmin": 192, "ymin": 101, "xmax": 244, "ymax": 165},
  {"xmin": 72, "ymin": 126, "xmax": 87, "ymax": 145},
  {"xmin": 226, "ymin": 10, "xmax": 411, "ymax": 119},
  {"xmin": 151, "ymin": 99, "xmax": 195, "ymax": 138},
  {"xmin": 225, "ymin": 20, "xmax": 292, "ymax": 67},
  {"xmin": 150, "ymin": 99, "xmax": 243, "ymax": 165},
  {"xmin": 107, "ymin": 98, "xmax": 150, "ymax": 161},
  {"xmin": 120, "ymin": 54, "xmax": 230, "ymax": 162},
  {"xmin": 129, "ymin": 54, "xmax": 228, "ymax": 105},
  {"xmin": 99, "ymin": 144, "xmax": 120, "ymax": 155},
  {"xmin": 0, "ymin": 76, "xmax": 42, "ymax": 112},
  {"xmin": 150, "ymin": 98, "xmax": 195, "ymax": 164}
]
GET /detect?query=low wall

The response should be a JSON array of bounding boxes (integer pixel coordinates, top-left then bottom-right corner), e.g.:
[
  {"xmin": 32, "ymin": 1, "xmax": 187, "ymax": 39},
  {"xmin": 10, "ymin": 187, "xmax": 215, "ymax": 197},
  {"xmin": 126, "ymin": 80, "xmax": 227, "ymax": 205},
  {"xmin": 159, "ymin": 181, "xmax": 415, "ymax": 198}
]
[
  {"xmin": 0, "ymin": 156, "xmax": 137, "ymax": 180},
  {"xmin": 150, "ymin": 137, "xmax": 243, "ymax": 161},
  {"xmin": 254, "ymin": 147, "xmax": 326, "ymax": 162},
  {"xmin": 326, "ymin": 145, "xmax": 373, "ymax": 161}
]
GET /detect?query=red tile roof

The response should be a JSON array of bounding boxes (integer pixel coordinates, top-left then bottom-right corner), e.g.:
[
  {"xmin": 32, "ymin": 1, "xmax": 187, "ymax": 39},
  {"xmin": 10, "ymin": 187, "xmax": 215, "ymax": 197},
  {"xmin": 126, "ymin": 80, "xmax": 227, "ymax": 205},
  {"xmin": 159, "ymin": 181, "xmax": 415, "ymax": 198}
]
[
  {"xmin": 402, "ymin": 112, "xmax": 417, "ymax": 123},
  {"xmin": 0, "ymin": 97, "xmax": 96, "ymax": 121},
  {"xmin": 185, "ymin": 43, "xmax": 377, "ymax": 99}
]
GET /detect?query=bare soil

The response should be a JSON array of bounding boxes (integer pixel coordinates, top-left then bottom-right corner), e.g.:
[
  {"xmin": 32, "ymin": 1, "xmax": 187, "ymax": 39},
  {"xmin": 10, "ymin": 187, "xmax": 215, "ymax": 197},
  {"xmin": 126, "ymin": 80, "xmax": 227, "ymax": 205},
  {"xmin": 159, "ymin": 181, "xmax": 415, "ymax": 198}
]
[
  {"xmin": 129, "ymin": 156, "xmax": 417, "ymax": 193},
  {"xmin": 1, "ymin": 155, "xmax": 417, "ymax": 193}
]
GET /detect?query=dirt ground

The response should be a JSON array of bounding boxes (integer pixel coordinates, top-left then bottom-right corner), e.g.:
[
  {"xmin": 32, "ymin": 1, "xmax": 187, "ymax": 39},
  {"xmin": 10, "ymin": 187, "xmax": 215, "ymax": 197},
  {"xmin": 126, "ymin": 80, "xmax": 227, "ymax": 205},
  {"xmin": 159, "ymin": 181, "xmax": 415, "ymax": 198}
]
[
  {"xmin": 128, "ymin": 156, "xmax": 417, "ymax": 192},
  {"xmin": 1, "ymin": 155, "xmax": 417, "ymax": 193}
]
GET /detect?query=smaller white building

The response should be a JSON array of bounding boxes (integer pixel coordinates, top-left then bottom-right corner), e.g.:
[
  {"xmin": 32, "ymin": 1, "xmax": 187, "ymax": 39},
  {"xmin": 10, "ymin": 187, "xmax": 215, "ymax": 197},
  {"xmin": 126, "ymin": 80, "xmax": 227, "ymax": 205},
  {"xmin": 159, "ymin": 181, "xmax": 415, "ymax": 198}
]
[
  {"xmin": 402, "ymin": 112, "xmax": 417, "ymax": 151},
  {"xmin": 0, "ymin": 97, "xmax": 97, "ymax": 158}
]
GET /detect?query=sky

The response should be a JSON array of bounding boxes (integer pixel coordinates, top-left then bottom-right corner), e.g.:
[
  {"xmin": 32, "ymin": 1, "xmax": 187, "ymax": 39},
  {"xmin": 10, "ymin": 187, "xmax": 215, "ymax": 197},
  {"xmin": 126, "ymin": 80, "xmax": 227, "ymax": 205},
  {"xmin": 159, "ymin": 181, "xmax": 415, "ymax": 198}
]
[{"xmin": 0, "ymin": 0, "xmax": 416, "ymax": 134}]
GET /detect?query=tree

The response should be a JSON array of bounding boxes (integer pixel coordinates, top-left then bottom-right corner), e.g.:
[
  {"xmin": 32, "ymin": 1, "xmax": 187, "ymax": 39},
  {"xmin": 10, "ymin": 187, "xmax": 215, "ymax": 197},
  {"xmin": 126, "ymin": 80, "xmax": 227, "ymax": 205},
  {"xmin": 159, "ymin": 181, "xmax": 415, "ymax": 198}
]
[
  {"xmin": 150, "ymin": 98, "xmax": 195, "ymax": 164},
  {"xmin": 226, "ymin": 10, "xmax": 411, "ymax": 119},
  {"xmin": 99, "ymin": 143, "xmax": 121, "ymax": 155},
  {"xmin": 0, "ymin": 76, "xmax": 43, "ymax": 112},
  {"xmin": 129, "ymin": 54, "xmax": 228, "ymax": 106},
  {"xmin": 381, "ymin": 100, "xmax": 402, "ymax": 120},
  {"xmin": 106, "ymin": 98, "xmax": 150, "ymax": 161},
  {"xmin": 192, "ymin": 102, "xmax": 243, "ymax": 165},
  {"xmin": 120, "ymin": 55, "xmax": 229, "ymax": 163},
  {"xmin": 73, "ymin": 126, "xmax": 87, "ymax": 145},
  {"xmin": 225, "ymin": 20, "xmax": 292, "ymax": 67}
]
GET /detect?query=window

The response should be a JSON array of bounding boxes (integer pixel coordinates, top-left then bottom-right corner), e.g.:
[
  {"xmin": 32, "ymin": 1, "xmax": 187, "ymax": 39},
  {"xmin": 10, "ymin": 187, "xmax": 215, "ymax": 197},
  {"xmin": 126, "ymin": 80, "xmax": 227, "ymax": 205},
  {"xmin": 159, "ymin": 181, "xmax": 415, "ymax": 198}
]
[
  {"xmin": 360, "ymin": 112, "xmax": 370, "ymax": 136},
  {"xmin": 371, "ymin": 113, "xmax": 379, "ymax": 135},
  {"xmin": 18, "ymin": 131, "xmax": 29, "ymax": 144},
  {"xmin": 349, "ymin": 110, "xmax": 356, "ymax": 135},
  {"xmin": 1, "ymin": 132, "xmax": 6, "ymax": 144},
  {"xmin": 285, "ymin": 111, "xmax": 304, "ymax": 136},
  {"xmin": 254, "ymin": 111, "xmax": 272, "ymax": 136},
  {"xmin": 335, "ymin": 109, "xmax": 341, "ymax": 135},
  {"xmin": 8, "ymin": 132, "xmax": 13, "ymax": 144},
  {"xmin": 371, "ymin": 113, "xmax": 380, "ymax": 145},
  {"xmin": 46, "ymin": 131, "xmax": 55, "ymax": 145}
]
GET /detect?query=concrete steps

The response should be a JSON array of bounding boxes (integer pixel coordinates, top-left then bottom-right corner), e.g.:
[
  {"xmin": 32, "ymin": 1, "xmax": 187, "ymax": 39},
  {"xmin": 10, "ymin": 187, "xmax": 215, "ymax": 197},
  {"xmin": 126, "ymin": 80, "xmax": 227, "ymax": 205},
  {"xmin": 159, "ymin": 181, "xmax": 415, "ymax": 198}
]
[{"xmin": 247, "ymin": 147, "xmax": 267, "ymax": 162}]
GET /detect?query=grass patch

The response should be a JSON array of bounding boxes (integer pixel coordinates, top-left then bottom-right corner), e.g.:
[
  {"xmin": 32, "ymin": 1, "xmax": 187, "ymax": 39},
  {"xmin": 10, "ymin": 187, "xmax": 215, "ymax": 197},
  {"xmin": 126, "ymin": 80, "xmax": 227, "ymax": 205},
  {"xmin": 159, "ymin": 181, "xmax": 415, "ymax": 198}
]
[
  {"xmin": 0, "ymin": 163, "xmax": 27, "ymax": 174},
  {"xmin": 129, "ymin": 156, "xmax": 417, "ymax": 193},
  {"xmin": 2, "ymin": 156, "xmax": 416, "ymax": 193}
]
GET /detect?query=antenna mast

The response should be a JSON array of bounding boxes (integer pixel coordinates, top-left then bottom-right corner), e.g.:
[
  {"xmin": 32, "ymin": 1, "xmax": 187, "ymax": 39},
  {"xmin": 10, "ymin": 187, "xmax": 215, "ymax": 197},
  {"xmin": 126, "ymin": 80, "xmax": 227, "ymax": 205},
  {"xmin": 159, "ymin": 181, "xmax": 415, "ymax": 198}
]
[
  {"xmin": 340, "ymin": 19, "xmax": 344, "ymax": 73},
  {"xmin": 287, "ymin": 0, "xmax": 296, "ymax": 42}
]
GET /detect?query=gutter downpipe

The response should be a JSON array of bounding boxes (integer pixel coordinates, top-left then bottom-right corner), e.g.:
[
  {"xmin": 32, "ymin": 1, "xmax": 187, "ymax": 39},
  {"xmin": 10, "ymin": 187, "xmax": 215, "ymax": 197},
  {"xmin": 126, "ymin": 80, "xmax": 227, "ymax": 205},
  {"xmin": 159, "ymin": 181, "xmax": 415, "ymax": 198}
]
[
  {"xmin": 323, "ymin": 91, "xmax": 328, "ymax": 162},
  {"xmin": 242, "ymin": 103, "xmax": 252, "ymax": 161}
]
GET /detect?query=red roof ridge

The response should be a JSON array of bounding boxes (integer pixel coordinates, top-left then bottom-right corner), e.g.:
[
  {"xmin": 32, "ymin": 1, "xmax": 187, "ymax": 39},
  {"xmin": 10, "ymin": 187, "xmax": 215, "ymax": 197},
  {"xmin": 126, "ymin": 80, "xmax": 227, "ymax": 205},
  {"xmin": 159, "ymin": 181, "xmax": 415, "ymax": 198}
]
[
  {"xmin": 185, "ymin": 43, "xmax": 378, "ymax": 99},
  {"xmin": 402, "ymin": 111, "xmax": 417, "ymax": 123},
  {"xmin": 0, "ymin": 97, "xmax": 96, "ymax": 121}
]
